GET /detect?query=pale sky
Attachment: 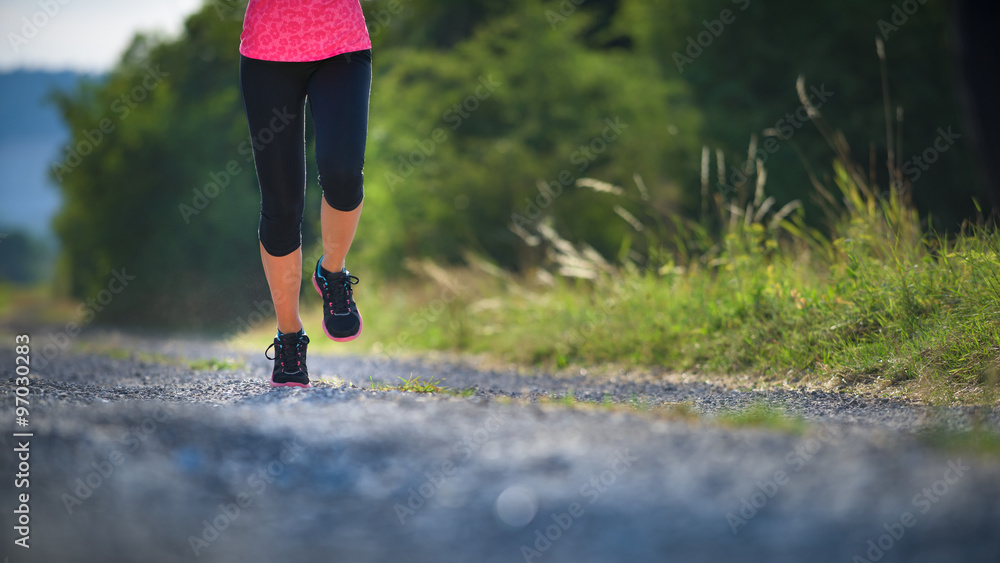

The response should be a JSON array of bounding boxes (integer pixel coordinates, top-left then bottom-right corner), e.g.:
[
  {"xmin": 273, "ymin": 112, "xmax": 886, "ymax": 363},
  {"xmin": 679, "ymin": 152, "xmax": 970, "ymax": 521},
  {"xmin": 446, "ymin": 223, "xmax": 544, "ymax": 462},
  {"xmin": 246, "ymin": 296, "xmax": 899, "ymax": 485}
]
[{"xmin": 1, "ymin": 0, "xmax": 205, "ymax": 72}]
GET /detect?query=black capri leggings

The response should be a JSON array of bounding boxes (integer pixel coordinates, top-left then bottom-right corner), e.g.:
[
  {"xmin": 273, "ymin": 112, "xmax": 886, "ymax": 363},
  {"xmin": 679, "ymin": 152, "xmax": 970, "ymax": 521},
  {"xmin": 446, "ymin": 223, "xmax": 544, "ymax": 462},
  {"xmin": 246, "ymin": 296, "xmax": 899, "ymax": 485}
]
[{"xmin": 239, "ymin": 49, "xmax": 371, "ymax": 257}]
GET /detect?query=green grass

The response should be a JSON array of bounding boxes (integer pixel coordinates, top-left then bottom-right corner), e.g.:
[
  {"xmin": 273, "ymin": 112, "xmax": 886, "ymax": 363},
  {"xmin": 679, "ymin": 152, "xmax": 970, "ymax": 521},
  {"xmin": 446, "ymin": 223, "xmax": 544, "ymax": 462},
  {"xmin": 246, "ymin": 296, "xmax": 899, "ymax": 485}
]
[
  {"xmin": 186, "ymin": 357, "xmax": 245, "ymax": 371},
  {"xmin": 397, "ymin": 375, "xmax": 447, "ymax": 393},
  {"xmin": 918, "ymin": 424, "xmax": 1000, "ymax": 457},
  {"xmin": 369, "ymin": 374, "xmax": 448, "ymax": 393},
  {"xmin": 717, "ymin": 402, "xmax": 807, "ymax": 434}
]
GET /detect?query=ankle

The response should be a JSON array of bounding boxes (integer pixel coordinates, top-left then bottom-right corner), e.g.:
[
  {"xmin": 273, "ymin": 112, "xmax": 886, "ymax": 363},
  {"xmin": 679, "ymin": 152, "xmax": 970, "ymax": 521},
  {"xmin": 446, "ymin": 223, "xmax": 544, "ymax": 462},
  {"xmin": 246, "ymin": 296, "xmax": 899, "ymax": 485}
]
[
  {"xmin": 277, "ymin": 323, "xmax": 303, "ymax": 336},
  {"xmin": 320, "ymin": 258, "xmax": 346, "ymax": 274}
]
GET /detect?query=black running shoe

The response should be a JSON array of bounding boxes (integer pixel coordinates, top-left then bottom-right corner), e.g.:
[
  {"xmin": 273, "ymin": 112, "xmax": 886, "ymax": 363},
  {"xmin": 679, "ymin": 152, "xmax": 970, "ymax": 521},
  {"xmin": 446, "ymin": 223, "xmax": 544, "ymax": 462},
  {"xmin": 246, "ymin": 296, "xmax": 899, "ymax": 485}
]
[
  {"xmin": 312, "ymin": 257, "xmax": 362, "ymax": 341},
  {"xmin": 265, "ymin": 329, "xmax": 310, "ymax": 388}
]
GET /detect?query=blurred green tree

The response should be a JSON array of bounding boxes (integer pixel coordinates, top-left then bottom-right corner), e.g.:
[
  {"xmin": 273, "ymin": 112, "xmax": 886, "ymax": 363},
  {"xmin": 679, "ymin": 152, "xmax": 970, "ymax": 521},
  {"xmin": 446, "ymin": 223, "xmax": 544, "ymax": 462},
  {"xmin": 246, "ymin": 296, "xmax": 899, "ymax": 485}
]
[
  {"xmin": 357, "ymin": 2, "xmax": 701, "ymax": 271},
  {"xmin": 613, "ymin": 0, "xmax": 976, "ymax": 226},
  {"xmin": 49, "ymin": 6, "xmax": 266, "ymax": 328},
  {"xmin": 0, "ymin": 229, "xmax": 51, "ymax": 284},
  {"xmin": 46, "ymin": 0, "xmax": 980, "ymax": 328}
]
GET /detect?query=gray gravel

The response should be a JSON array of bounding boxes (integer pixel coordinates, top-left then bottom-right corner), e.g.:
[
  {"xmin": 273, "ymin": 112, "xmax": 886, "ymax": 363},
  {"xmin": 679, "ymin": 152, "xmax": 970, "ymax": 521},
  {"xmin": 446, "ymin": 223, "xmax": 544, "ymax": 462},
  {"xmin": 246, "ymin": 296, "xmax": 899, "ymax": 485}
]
[{"xmin": 1, "ymin": 330, "xmax": 999, "ymax": 563}]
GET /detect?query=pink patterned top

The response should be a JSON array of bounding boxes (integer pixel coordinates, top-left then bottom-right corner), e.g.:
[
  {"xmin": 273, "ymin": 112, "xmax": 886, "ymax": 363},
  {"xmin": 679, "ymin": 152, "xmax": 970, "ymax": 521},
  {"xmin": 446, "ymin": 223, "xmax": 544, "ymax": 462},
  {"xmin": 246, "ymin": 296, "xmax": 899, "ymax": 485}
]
[{"xmin": 239, "ymin": 0, "xmax": 371, "ymax": 62}]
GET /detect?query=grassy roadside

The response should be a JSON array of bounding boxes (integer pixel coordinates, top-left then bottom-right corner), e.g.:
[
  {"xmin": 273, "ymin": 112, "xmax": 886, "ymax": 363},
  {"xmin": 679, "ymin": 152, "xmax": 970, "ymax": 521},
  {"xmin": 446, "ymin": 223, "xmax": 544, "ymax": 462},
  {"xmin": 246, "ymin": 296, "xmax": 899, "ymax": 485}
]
[
  {"xmin": 5, "ymin": 105, "xmax": 999, "ymax": 407},
  {"xmin": 7, "ymin": 163, "xmax": 997, "ymax": 406},
  {"xmin": 286, "ymin": 159, "xmax": 1000, "ymax": 406},
  {"xmin": 5, "ymin": 182, "xmax": 998, "ymax": 407}
]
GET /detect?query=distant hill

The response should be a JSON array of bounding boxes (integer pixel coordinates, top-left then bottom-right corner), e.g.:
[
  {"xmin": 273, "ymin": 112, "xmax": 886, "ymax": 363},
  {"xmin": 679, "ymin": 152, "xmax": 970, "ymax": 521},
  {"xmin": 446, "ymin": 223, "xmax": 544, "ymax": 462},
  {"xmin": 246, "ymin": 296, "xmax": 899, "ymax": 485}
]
[
  {"xmin": 0, "ymin": 69, "xmax": 97, "ymax": 246},
  {"xmin": 0, "ymin": 70, "xmax": 92, "ymax": 139}
]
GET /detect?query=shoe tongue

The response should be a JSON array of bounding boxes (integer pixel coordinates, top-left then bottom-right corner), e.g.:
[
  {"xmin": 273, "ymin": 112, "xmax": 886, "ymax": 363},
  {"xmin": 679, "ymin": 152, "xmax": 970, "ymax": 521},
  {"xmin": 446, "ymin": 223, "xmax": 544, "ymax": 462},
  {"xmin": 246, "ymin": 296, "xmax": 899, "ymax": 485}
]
[
  {"xmin": 320, "ymin": 263, "xmax": 347, "ymax": 278},
  {"xmin": 278, "ymin": 329, "xmax": 304, "ymax": 340}
]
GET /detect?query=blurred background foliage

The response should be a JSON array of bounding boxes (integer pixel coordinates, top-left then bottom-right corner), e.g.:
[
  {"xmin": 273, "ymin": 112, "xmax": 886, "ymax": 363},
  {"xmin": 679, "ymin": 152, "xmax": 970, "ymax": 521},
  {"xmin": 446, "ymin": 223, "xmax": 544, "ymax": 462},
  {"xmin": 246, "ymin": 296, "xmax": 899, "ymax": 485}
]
[{"xmin": 42, "ymin": 0, "xmax": 979, "ymax": 328}]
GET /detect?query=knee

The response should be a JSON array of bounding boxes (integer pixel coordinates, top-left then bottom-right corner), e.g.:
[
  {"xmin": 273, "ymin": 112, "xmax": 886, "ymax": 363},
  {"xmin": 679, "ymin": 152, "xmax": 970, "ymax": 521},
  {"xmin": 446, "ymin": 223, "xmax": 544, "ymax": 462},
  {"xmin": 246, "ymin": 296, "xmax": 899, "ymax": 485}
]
[
  {"xmin": 259, "ymin": 196, "xmax": 304, "ymax": 256},
  {"xmin": 318, "ymin": 162, "xmax": 364, "ymax": 211}
]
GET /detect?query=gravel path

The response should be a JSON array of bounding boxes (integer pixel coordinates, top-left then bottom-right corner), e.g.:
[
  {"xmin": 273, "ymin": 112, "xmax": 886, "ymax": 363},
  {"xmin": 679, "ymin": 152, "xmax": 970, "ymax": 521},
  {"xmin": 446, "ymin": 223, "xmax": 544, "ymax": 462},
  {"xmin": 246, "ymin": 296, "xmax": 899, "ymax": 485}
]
[{"xmin": 1, "ymin": 330, "xmax": 999, "ymax": 562}]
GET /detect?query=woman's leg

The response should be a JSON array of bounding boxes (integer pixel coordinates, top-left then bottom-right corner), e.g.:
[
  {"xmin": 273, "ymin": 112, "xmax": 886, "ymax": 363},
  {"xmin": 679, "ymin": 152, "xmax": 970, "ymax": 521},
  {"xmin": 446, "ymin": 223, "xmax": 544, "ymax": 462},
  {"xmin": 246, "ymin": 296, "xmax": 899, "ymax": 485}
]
[
  {"xmin": 239, "ymin": 55, "xmax": 310, "ymax": 334},
  {"xmin": 259, "ymin": 242, "xmax": 303, "ymax": 333},
  {"xmin": 306, "ymin": 49, "xmax": 372, "ymax": 272},
  {"xmin": 320, "ymin": 198, "xmax": 363, "ymax": 272},
  {"xmin": 306, "ymin": 49, "xmax": 372, "ymax": 341}
]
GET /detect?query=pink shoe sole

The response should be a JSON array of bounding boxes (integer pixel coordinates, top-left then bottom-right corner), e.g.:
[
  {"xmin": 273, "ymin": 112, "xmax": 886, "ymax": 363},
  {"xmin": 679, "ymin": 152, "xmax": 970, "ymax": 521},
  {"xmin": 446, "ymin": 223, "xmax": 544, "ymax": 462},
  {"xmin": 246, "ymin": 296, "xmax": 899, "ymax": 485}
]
[
  {"xmin": 270, "ymin": 380, "xmax": 310, "ymax": 388},
  {"xmin": 312, "ymin": 275, "xmax": 363, "ymax": 342}
]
